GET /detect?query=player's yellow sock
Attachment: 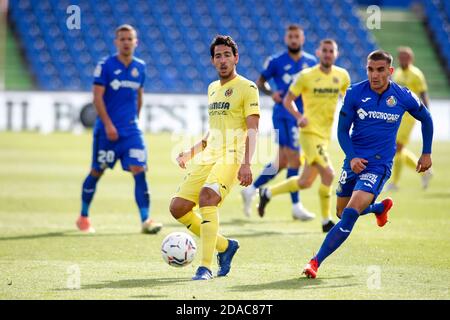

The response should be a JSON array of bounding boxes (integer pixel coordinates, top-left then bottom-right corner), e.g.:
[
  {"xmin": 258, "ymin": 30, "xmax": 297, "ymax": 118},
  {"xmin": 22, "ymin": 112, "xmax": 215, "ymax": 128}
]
[
  {"xmin": 318, "ymin": 184, "xmax": 332, "ymax": 221},
  {"xmin": 177, "ymin": 210, "xmax": 228, "ymax": 253},
  {"xmin": 199, "ymin": 206, "xmax": 219, "ymax": 270},
  {"xmin": 403, "ymin": 148, "xmax": 418, "ymax": 170},
  {"xmin": 270, "ymin": 176, "xmax": 300, "ymax": 197},
  {"xmin": 391, "ymin": 152, "xmax": 403, "ymax": 185}
]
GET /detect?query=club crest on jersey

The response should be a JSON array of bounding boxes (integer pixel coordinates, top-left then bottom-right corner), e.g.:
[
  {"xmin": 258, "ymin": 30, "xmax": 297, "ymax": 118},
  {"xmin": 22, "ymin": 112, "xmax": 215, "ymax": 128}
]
[
  {"xmin": 332, "ymin": 77, "xmax": 339, "ymax": 84},
  {"xmin": 225, "ymin": 88, "xmax": 233, "ymax": 97},
  {"xmin": 131, "ymin": 67, "xmax": 139, "ymax": 78},
  {"xmin": 386, "ymin": 95, "xmax": 397, "ymax": 107}
]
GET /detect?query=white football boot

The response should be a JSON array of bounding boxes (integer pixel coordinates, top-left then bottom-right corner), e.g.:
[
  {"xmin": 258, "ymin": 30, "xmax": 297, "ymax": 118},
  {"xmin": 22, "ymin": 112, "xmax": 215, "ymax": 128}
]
[
  {"xmin": 241, "ymin": 185, "xmax": 257, "ymax": 217},
  {"xmin": 292, "ymin": 203, "xmax": 315, "ymax": 221}
]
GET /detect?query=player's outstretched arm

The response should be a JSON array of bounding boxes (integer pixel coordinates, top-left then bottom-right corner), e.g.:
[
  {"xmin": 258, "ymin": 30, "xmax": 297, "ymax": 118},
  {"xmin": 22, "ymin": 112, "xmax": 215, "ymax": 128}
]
[
  {"xmin": 176, "ymin": 132, "xmax": 210, "ymax": 169},
  {"xmin": 409, "ymin": 103, "xmax": 434, "ymax": 173},
  {"xmin": 239, "ymin": 115, "xmax": 259, "ymax": 186},
  {"xmin": 93, "ymin": 84, "xmax": 118, "ymax": 141},
  {"xmin": 337, "ymin": 109, "xmax": 356, "ymax": 160},
  {"xmin": 420, "ymin": 91, "xmax": 430, "ymax": 109},
  {"xmin": 256, "ymin": 75, "xmax": 282, "ymax": 103},
  {"xmin": 337, "ymin": 100, "xmax": 367, "ymax": 174},
  {"xmin": 283, "ymin": 91, "xmax": 307, "ymax": 127}
]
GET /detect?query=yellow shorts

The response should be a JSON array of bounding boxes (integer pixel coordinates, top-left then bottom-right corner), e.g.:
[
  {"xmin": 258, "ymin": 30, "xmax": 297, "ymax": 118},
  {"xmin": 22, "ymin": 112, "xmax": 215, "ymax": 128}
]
[
  {"xmin": 299, "ymin": 132, "xmax": 331, "ymax": 168},
  {"xmin": 174, "ymin": 162, "xmax": 240, "ymax": 206},
  {"xmin": 397, "ymin": 112, "xmax": 416, "ymax": 145}
]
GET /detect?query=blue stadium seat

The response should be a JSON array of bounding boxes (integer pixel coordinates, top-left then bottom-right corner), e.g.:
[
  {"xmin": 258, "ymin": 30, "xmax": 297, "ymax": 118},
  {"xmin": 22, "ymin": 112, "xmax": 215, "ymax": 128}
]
[
  {"xmin": 423, "ymin": 0, "xmax": 450, "ymax": 72},
  {"xmin": 9, "ymin": 0, "xmax": 378, "ymax": 92}
]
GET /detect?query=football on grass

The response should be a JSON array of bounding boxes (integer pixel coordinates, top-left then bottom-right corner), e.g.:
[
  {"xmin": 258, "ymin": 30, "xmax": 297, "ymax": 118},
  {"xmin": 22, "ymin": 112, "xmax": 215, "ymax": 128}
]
[{"xmin": 161, "ymin": 232, "xmax": 196, "ymax": 267}]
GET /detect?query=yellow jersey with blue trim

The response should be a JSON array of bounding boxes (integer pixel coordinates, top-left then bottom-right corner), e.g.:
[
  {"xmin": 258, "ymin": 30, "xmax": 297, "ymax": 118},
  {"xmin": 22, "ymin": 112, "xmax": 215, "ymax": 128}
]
[
  {"xmin": 200, "ymin": 75, "xmax": 260, "ymax": 164},
  {"xmin": 289, "ymin": 64, "xmax": 350, "ymax": 140}
]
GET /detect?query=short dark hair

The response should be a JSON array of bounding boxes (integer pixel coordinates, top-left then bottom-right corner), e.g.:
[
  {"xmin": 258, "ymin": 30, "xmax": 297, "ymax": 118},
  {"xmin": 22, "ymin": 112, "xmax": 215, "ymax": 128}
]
[
  {"xmin": 286, "ymin": 24, "xmax": 303, "ymax": 32},
  {"xmin": 210, "ymin": 35, "xmax": 238, "ymax": 57},
  {"xmin": 115, "ymin": 24, "xmax": 137, "ymax": 38},
  {"xmin": 367, "ymin": 50, "xmax": 393, "ymax": 66}
]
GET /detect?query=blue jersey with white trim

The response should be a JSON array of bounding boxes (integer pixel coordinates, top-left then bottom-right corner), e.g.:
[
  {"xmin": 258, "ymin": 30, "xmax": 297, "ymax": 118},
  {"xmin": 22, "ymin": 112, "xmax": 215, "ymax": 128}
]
[
  {"xmin": 261, "ymin": 51, "xmax": 317, "ymax": 119},
  {"xmin": 93, "ymin": 55, "xmax": 146, "ymax": 137},
  {"xmin": 340, "ymin": 80, "xmax": 423, "ymax": 168}
]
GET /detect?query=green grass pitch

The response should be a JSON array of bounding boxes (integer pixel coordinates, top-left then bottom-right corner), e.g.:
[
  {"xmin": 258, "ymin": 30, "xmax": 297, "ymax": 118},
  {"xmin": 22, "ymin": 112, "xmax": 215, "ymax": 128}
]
[{"xmin": 0, "ymin": 132, "xmax": 449, "ymax": 299}]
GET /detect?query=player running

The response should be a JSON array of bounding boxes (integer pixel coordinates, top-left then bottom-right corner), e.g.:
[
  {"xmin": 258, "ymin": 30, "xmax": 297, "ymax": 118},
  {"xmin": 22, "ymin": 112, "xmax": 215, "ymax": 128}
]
[
  {"xmin": 386, "ymin": 46, "xmax": 432, "ymax": 191},
  {"xmin": 303, "ymin": 50, "xmax": 433, "ymax": 278},
  {"xmin": 76, "ymin": 25, "xmax": 163, "ymax": 234},
  {"xmin": 257, "ymin": 39, "xmax": 350, "ymax": 233},
  {"xmin": 169, "ymin": 35, "xmax": 260, "ymax": 280},
  {"xmin": 241, "ymin": 24, "xmax": 317, "ymax": 220}
]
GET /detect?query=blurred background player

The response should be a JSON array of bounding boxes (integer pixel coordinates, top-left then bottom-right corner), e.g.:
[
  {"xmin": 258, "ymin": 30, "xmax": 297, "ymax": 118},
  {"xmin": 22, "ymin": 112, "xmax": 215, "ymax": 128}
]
[
  {"xmin": 387, "ymin": 46, "xmax": 432, "ymax": 191},
  {"xmin": 76, "ymin": 25, "xmax": 163, "ymax": 234},
  {"xmin": 241, "ymin": 24, "xmax": 317, "ymax": 220},
  {"xmin": 257, "ymin": 39, "xmax": 350, "ymax": 232},
  {"xmin": 170, "ymin": 35, "xmax": 260, "ymax": 280},
  {"xmin": 303, "ymin": 50, "xmax": 433, "ymax": 278}
]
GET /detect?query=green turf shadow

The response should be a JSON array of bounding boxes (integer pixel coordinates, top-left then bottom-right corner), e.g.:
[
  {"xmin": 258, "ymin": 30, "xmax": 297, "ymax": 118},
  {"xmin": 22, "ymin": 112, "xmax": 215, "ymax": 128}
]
[
  {"xmin": 0, "ymin": 230, "xmax": 140, "ymax": 241},
  {"xmin": 228, "ymin": 275, "xmax": 356, "ymax": 292},
  {"xmin": 79, "ymin": 277, "xmax": 191, "ymax": 290}
]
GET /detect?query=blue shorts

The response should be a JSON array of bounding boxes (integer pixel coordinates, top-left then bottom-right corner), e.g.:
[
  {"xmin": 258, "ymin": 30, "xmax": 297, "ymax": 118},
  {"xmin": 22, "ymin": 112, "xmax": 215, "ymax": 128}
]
[
  {"xmin": 336, "ymin": 164, "xmax": 391, "ymax": 202},
  {"xmin": 272, "ymin": 116, "xmax": 300, "ymax": 151},
  {"xmin": 91, "ymin": 133, "xmax": 147, "ymax": 172}
]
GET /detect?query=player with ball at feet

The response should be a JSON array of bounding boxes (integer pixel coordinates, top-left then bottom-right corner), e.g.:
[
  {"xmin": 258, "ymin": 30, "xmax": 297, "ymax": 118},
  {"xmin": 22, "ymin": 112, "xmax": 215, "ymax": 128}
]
[{"xmin": 169, "ymin": 35, "xmax": 260, "ymax": 280}]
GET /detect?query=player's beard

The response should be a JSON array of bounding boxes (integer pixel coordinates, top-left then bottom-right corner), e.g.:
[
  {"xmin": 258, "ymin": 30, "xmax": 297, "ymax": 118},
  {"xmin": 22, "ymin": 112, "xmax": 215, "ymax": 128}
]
[
  {"xmin": 321, "ymin": 61, "xmax": 332, "ymax": 69},
  {"xmin": 218, "ymin": 65, "xmax": 235, "ymax": 80},
  {"xmin": 219, "ymin": 69, "xmax": 234, "ymax": 80},
  {"xmin": 288, "ymin": 45, "xmax": 302, "ymax": 54},
  {"xmin": 121, "ymin": 49, "xmax": 133, "ymax": 57}
]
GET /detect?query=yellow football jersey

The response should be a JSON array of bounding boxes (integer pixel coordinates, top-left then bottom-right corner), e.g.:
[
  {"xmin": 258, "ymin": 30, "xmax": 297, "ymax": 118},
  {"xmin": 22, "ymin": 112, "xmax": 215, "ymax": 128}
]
[
  {"xmin": 393, "ymin": 64, "xmax": 428, "ymax": 97},
  {"xmin": 200, "ymin": 75, "xmax": 260, "ymax": 164},
  {"xmin": 289, "ymin": 65, "xmax": 350, "ymax": 140}
]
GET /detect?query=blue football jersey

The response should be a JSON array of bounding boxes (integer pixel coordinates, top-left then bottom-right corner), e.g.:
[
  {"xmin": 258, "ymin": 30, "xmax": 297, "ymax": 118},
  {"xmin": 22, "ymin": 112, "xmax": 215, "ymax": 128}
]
[
  {"xmin": 93, "ymin": 55, "xmax": 146, "ymax": 137},
  {"xmin": 340, "ymin": 80, "xmax": 424, "ymax": 168},
  {"xmin": 261, "ymin": 51, "xmax": 317, "ymax": 119}
]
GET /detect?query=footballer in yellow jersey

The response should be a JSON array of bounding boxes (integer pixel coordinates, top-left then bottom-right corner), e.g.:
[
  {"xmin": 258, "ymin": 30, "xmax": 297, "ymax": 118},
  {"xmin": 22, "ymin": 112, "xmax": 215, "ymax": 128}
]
[
  {"xmin": 387, "ymin": 46, "xmax": 432, "ymax": 191},
  {"xmin": 169, "ymin": 35, "xmax": 260, "ymax": 280},
  {"xmin": 258, "ymin": 39, "xmax": 350, "ymax": 233}
]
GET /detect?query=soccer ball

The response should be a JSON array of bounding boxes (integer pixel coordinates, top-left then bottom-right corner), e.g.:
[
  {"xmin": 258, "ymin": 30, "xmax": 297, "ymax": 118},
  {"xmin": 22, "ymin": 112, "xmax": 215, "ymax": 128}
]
[{"xmin": 161, "ymin": 232, "xmax": 196, "ymax": 267}]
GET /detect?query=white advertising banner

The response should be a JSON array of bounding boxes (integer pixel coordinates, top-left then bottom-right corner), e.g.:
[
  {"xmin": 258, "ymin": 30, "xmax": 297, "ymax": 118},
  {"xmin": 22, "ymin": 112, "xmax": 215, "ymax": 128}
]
[{"xmin": 0, "ymin": 91, "xmax": 449, "ymax": 140}]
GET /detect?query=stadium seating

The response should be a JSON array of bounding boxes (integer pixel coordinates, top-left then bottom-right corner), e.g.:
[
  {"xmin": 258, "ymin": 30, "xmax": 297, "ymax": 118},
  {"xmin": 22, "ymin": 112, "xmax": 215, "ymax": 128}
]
[
  {"xmin": 422, "ymin": 0, "xmax": 450, "ymax": 73},
  {"xmin": 9, "ymin": 0, "xmax": 377, "ymax": 93}
]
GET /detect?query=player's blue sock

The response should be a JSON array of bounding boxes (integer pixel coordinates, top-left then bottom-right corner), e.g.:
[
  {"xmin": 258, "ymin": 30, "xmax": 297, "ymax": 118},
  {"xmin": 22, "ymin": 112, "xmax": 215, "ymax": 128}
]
[
  {"xmin": 134, "ymin": 172, "xmax": 150, "ymax": 222},
  {"xmin": 253, "ymin": 162, "xmax": 279, "ymax": 188},
  {"xmin": 81, "ymin": 174, "xmax": 99, "ymax": 217},
  {"xmin": 287, "ymin": 167, "xmax": 299, "ymax": 204},
  {"xmin": 315, "ymin": 207, "xmax": 359, "ymax": 266},
  {"xmin": 360, "ymin": 202, "xmax": 384, "ymax": 216}
]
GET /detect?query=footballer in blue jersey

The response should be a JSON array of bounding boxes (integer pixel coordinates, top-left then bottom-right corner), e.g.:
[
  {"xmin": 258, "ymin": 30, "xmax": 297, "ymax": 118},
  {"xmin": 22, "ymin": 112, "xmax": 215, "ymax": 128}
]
[
  {"xmin": 303, "ymin": 50, "xmax": 433, "ymax": 279},
  {"xmin": 241, "ymin": 24, "xmax": 317, "ymax": 219},
  {"xmin": 76, "ymin": 24, "xmax": 163, "ymax": 234}
]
